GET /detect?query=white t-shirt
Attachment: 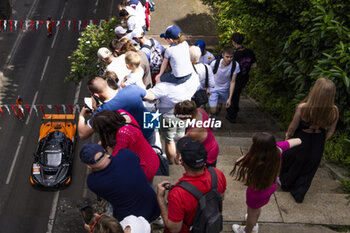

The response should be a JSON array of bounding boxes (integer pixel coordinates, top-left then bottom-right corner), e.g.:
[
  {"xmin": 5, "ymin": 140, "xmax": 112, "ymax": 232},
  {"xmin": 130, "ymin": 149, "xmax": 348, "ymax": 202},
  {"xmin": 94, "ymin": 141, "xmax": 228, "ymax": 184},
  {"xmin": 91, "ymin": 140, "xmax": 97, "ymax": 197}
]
[
  {"xmin": 199, "ymin": 51, "xmax": 214, "ymax": 65},
  {"xmin": 124, "ymin": 68, "xmax": 146, "ymax": 89},
  {"xmin": 120, "ymin": 215, "xmax": 151, "ymax": 233},
  {"xmin": 135, "ymin": 2, "xmax": 146, "ymax": 20},
  {"xmin": 149, "ymin": 71, "xmax": 200, "ymax": 115},
  {"xmin": 210, "ymin": 59, "xmax": 240, "ymax": 91},
  {"xmin": 164, "ymin": 41, "xmax": 193, "ymax": 77},
  {"xmin": 126, "ymin": 6, "xmax": 145, "ymax": 31},
  {"xmin": 193, "ymin": 63, "xmax": 215, "ymax": 91},
  {"xmin": 107, "ymin": 54, "xmax": 131, "ymax": 86}
]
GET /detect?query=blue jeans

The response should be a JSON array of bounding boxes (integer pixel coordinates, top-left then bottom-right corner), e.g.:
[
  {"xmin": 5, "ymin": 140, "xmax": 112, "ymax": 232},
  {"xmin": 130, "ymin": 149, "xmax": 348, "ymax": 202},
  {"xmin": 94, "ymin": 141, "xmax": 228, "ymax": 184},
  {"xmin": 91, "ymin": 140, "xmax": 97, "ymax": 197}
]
[{"xmin": 160, "ymin": 72, "xmax": 192, "ymax": 84}]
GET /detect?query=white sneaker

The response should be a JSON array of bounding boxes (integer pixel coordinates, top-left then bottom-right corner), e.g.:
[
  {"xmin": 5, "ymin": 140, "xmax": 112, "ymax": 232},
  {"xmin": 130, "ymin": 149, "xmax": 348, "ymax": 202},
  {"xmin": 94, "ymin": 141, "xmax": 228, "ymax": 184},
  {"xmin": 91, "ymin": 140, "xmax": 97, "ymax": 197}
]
[
  {"xmin": 244, "ymin": 214, "xmax": 259, "ymax": 232},
  {"xmin": 232, "ymin": 224, "xmax": 246, "ymax": 233},
  {"xmin": 232, "ymin": 223, "xmax": 259, "ymax": 233}
]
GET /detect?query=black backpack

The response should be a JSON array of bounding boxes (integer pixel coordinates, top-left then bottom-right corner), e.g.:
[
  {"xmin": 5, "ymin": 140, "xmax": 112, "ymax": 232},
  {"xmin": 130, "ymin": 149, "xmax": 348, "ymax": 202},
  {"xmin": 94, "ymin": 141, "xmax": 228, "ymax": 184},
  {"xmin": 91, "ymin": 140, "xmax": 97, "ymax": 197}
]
[
  {"xmin": 176, "ymin": 167, "xmax": 223, "ymax": 233},
  {"xmin": 212, "ymin": 53, "xmax": 236, "ymax": 79}
]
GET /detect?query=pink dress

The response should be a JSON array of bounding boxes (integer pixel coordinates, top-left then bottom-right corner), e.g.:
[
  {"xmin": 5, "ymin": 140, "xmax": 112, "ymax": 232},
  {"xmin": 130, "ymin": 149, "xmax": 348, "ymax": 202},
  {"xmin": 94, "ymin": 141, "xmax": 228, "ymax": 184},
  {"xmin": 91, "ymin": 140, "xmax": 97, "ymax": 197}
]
[
  {"xmin": 187, "ymin": 109, "xmax": 219, "ymax": 164},
  {"xmin": 111, "ymin": 110, "xmax": 159, "ymax": 181},
  {"xmin": 246, "ymin": 141, "xmax": 290, "ymax": 209}
]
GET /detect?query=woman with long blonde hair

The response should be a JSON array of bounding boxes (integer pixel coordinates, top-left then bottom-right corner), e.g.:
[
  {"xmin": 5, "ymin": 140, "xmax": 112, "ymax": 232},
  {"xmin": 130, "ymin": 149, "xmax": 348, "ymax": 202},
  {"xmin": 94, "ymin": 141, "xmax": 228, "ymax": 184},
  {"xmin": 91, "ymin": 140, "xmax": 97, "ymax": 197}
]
[{"xmin": 280, "ymin": 78, "xmax": 339, "ymax": 203}]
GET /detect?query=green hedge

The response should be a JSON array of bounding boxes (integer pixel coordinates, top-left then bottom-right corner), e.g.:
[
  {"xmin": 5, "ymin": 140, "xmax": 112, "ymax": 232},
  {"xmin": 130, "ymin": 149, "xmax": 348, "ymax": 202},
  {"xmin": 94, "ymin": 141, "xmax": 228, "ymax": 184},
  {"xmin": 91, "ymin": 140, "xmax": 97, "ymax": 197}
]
[
  {"xmin": 65, "ymin": 18, "xmax": 118, "ymax": 83},
  {"xmin": 203, "ymin": 0, "xmax": 350, "ymax": 167}
]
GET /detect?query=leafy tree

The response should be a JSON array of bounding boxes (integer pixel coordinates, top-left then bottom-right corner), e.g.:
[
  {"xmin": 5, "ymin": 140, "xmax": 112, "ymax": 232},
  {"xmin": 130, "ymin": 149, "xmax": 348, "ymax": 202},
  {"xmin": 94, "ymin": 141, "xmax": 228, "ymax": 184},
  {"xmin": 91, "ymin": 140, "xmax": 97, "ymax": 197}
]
[
  {"xmin": 204, "ymin": 0, "xmax": 350, "ymax": 166},
  {"xmin": 65, "ymin": 18, "xmax": 118, "ymax": 83}
]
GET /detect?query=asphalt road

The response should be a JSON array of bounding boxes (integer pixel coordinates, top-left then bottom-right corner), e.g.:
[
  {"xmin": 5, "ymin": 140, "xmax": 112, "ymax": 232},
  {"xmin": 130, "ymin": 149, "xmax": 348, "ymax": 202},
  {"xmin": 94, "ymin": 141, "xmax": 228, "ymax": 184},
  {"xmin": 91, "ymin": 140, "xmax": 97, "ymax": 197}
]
[{"xmin": 0, "ymin": 0, "xmax": 120, "ymax": 232}]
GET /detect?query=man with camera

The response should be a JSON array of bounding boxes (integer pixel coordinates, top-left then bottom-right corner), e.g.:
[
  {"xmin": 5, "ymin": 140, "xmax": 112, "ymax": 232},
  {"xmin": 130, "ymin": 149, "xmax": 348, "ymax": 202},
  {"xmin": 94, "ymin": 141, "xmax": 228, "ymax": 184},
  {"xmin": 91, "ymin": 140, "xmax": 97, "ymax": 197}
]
[{"xmin": 156, "ymin": 137, "xmax": 226, "ymax": 232}]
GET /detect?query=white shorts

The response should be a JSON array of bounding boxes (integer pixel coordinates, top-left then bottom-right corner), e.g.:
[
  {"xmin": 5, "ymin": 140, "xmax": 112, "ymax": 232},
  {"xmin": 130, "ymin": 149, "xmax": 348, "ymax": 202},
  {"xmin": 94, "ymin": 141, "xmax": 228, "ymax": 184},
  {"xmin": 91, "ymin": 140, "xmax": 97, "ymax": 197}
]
[{"xmin": 209, "ymin": 89, "xmax": 229, "ymax": 107}]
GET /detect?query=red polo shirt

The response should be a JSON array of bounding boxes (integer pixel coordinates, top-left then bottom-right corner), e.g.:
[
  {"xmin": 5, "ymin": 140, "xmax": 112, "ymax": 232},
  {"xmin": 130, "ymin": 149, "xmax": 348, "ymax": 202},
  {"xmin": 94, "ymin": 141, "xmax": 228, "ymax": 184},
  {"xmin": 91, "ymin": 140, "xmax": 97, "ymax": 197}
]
[{"xmin": 166, "ymin": 167, "xmax": 226, "ymax": 233}]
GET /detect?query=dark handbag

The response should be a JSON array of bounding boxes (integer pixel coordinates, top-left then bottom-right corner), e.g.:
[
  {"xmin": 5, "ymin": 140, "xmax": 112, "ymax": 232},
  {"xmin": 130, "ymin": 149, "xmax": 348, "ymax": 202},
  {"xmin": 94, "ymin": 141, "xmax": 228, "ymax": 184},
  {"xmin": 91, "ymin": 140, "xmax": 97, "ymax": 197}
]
[
  {"xmin": 192, "ymin": 64, "xmax": 209, "ymax": 107},
  {"xmin": 153, "ymin": 145, "xmax": 169, "ymax": 176},
  {"xmin": 124, "ymin": 122, "xmax": 169, "ymax": 176}
]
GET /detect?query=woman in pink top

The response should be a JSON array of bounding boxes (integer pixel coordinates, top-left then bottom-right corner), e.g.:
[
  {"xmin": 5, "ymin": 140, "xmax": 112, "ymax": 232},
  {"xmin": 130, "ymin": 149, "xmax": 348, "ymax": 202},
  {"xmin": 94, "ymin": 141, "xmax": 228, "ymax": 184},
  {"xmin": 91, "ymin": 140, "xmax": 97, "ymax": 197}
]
[
  {"xmin": 230, "ymin": 132, "xmax": 301, "ymax": 233},
  {"xmin": 91, "ymin": 109, "xmax": 159, "ymax": 181},
  {"xmin": 174, "ymin": 100, "xmax": 219, "ymax": 167}
]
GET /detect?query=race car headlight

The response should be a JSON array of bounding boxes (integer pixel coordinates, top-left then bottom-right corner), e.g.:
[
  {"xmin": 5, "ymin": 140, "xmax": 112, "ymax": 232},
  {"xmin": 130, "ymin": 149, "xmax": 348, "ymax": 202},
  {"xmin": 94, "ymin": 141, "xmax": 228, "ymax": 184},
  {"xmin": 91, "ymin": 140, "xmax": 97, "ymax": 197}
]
[
  {"xmin": 65, "ymin": 176, "xmax": 71, "ymax": 185},
  {"xmin": 30, "ymin": 176, "xmax": 35, "ymax": 185}
]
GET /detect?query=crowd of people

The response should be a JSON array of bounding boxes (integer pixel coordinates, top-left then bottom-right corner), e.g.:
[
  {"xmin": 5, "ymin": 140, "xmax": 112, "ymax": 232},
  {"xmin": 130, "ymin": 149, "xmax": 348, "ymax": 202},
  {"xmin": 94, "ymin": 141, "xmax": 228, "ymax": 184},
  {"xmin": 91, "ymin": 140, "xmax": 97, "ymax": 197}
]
[{"xmin": 76, "ymin": 1, "xmax": 339, "ymax": 232}]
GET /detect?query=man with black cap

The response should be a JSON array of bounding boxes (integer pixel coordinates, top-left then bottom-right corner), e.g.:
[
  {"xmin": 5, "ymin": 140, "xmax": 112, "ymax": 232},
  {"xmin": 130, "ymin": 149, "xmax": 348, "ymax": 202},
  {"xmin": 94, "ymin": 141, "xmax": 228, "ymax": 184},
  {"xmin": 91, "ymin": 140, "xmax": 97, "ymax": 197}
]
[
  {"xmin": 156, "ymin": 137, "xmax": 226, "ymax": 232},
  {"xmin": 79, "ymin": 142, "xmax": 160, "ymax": 223}
]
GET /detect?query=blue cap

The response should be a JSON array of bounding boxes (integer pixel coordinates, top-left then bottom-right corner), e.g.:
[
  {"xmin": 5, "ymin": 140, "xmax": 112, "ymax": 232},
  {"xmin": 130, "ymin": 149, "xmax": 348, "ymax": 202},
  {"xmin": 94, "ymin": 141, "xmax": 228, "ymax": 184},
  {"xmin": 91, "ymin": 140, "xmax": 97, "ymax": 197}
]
[
  {"xmin": 79, "ymin": 142, "xmax": 105, "ymax": 164},
  {"xmin": 160, "ymin": 25, "xmax": 182, "ymax": 39},
  {"xmin": 194, "ymin": 40, "xmax": 205, "ymax": 52}
]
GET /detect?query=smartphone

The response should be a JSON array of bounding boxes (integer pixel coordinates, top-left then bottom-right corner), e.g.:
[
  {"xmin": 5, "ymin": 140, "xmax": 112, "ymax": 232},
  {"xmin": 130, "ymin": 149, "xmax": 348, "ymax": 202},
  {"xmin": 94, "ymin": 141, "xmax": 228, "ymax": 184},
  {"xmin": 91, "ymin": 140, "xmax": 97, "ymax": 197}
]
[
  {"xmin": 80, "ymin": 205, "xmax": 93, "ymax": 224},
  {"xmin": 84, "ymin": 97, "xmax": 93, "ymax": 110}
]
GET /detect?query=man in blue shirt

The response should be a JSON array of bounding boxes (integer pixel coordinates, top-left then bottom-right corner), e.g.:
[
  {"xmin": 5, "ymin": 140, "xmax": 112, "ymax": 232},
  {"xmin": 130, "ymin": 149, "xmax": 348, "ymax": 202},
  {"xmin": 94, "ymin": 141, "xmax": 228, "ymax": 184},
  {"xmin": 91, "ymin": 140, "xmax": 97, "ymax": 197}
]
[
  {"xmin": 79, "ymin": 142, "xmax": 160, "ymax": 222},
  {"xmin": 78, "ymin": 76, "xmax": 155, "ymax": 144}
]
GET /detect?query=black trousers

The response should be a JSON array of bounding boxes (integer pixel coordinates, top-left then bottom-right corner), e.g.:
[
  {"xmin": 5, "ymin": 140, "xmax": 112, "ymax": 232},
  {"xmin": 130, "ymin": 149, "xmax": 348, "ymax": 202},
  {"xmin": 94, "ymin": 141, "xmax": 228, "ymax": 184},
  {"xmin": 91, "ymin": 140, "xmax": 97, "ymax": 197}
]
[
  {"xmin": 226, "ymin": 87, "xmax": 243, "ymax": 120},
  {"xmin": 226, "ymin": 77, "xmax": 248, "ymax": 120}
]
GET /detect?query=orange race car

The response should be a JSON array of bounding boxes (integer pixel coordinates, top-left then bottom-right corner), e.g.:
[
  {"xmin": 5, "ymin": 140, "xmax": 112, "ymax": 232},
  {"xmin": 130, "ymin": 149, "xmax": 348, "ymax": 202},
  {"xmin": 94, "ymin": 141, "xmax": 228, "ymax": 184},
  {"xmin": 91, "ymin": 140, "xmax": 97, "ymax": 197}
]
[{"xmin": 30, "ymin": 114, "xmax": 76, "ymax": 188}]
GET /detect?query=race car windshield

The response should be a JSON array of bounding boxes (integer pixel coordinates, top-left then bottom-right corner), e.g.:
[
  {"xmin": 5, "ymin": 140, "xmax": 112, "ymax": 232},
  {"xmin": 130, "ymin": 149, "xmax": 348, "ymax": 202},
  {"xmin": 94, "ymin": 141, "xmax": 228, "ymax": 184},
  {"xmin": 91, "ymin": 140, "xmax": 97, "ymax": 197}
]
[{"xmin": 43, "ymin": 150, "xmax": 62, "ymax": 167}]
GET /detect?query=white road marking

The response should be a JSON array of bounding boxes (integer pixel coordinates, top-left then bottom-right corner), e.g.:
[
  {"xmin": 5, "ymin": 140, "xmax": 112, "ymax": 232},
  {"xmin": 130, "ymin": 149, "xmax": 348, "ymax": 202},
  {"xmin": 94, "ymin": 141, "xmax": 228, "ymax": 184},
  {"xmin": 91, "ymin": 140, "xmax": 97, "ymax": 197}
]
[
  {"xmin": 6, "ymin": 135, "xmax": 24, "ymax": 184},
  {"xmin": 40, "ymin": 56, "xmax": 50, "ymax": 82},
  {"xmin": 50, "ymin": 28, "xmax": 59, "ymax": 49},
  {"xmin": 60, "ymin": 6, "xmax": 66, "ymax": 20},
  {"xmin": 2, "ymin": 0, "xmax": 40, "ymax": 68},
  {"xmin": 25, "ymin": 90, "xmax": 39, "ymax": 125},
  {"xmin": 27, "ymin": 0, "xmax": 40, "ymax": 19},
  {"xmin": 46, "ymin": 191, "xmax": 60, "ymax": 233},
  {"xmin": 51, "ymin": 5, "xmax": 67, "ymax": 49},
  {"xmin": 93, "ymin": 0, "xmax": 99, "ymax": 14}
]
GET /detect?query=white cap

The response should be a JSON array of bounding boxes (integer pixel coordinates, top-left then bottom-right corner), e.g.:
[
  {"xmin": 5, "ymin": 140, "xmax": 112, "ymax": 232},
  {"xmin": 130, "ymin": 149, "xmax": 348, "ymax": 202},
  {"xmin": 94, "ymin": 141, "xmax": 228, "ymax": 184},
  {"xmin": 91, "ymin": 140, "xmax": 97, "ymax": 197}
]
[
  {"xmin": 114, "ymin": 26, "xmax": 127, "ymax": 35},
  {"xmin": 131, "ymin": 27, "xmax": 144, "ymax": 39},
  {"xmin": 97, "ymin": 47, "xmax": 112, "ymax": 62}
]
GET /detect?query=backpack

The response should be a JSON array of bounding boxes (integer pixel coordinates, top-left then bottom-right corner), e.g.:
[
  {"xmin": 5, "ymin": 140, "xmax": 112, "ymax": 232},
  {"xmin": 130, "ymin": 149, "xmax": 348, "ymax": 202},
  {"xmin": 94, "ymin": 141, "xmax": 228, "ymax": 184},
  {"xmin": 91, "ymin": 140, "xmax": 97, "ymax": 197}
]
[
  {"xmin": 212, "ymin": 53, "xmax": 236, "ymax": 79},
  {"xmin": 176, "ymin": 167, "xmax": 223, "ymax": 233},
  {"xmin": 142, "ymin": 39, "xmax": 163, "ymax": 77}
]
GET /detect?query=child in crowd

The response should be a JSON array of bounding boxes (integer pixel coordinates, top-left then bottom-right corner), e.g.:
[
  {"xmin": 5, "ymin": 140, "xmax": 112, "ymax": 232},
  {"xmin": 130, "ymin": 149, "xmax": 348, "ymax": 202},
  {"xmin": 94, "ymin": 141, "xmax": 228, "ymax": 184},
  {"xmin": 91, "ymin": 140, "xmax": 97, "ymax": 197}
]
[
  {"xmin": 209, "ymin": 46, "xmax": 240, "ymax": 121},
  {"xmin": 84, "ymin": 213, "xmax": 151, "ymax": 233},
  {"xmin": 122, "ymin": 51, "xmax": 146, "ymax": 89},
  {"xmin": 174, "ymin": 100, "xmax": 219, "ymax": 167},
  {"xmin": 231, "ymin": 132, "xmax": 301, "ymax": 233},
  {"xmin": 155, "ymin": 25, "xmax": 193, "ymax": 84},
  {"xmin": 195, "ymin": 40, "xmax": 214, "ymax": 65}
]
